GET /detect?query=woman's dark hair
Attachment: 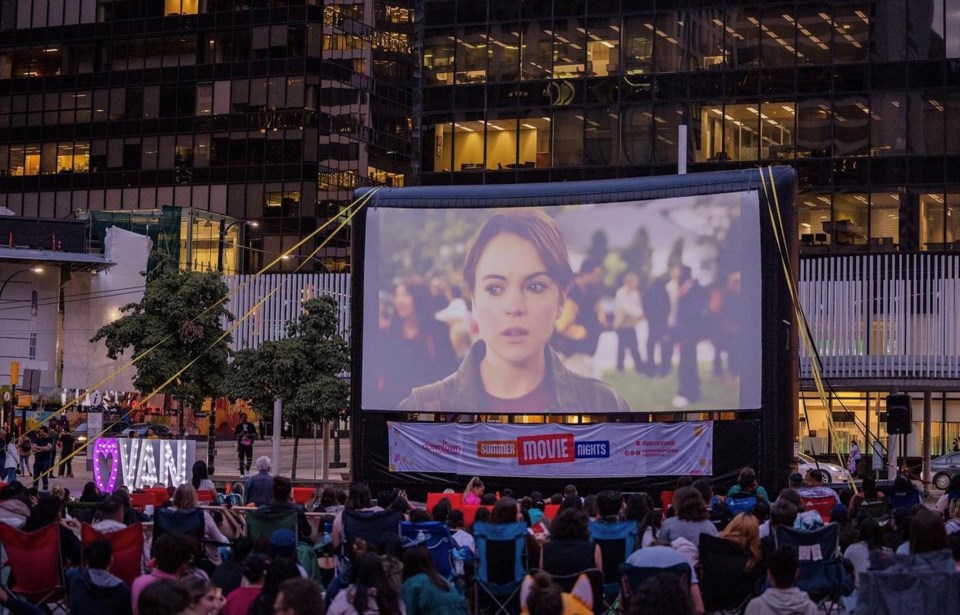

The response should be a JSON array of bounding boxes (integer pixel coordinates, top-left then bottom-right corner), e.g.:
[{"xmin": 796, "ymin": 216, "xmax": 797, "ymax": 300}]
[
  {"xmin": 583, "ymin": 494, "xmax": 599, "ymax": 518},
  {"xmin": 910, "ymin": 508, "xmax": 949, "ymax": 554},
  {"xmin": 320, "ymin": 487, "xmax": 337, "ymax": 508},
  {"xmin": 692, "ymin": 479, "xmax": 713, "ymax": 506},
  {"xmin": 349, "ymin": 551, "xmax": 402, "ymax": 615},
  {"xmin": 248, "ymin": 558, "xmax": 301, "ymax": 615},
  {"xmin": 378, "ymin": 532, "xmax": 404, "ymax": 560},
  {"xmin": 492, "ymin": 497, "xmax": 519, "ymax": 523},
  {"xmin": 862, "ymin": 476, "xmax": 879, "ymax": 498},
  {"xmin": 737, "ymin": 467, "xmax": 758, "ymax": 490},
  {"xmin": 893, "ymin": 475, "xmax": 913, "ymax": 493},
  {"xmin": 480, "ymin": 493, "xmax": 497, "ymax": 506},
  {"xmin": 857, "ymin": 517, "xmax": 885, "ymax": 551},
  {"xmin": 462, "ymin": 210, "xmax": 575, "ymax": 298},
  {"xmin": 408, "ymin": 507, "xmax": 431, "ymax": 523},
  {"xmin": 243, "ymin": 553, "xmax": 270, "ymax": 584},
  {"xmin": 275, "ymin": 578, "xmax": 324, "ymax": 615},
  {"xmin": 558, "ymin": 495, "xmax": 583, "ymax": 513},
  {"xmin": 672, "ymin": 486, "xmax": 708, "ymax": 522},
  {"xmin": 403, "ymin": 545, "xmax": 449, "ymax": 592},
  {"xmin": 473, "ymin": 507, "xmax": 491, "ymax": 527},
  {"xmin": 624, "ymin": 493, "xmax": 659, "ymax": 540},
  {"xmin": 138, "ymin": 579, "xmax": 190, "ymax": 615},
  {"xmin": 549, "ymin": 508, "xmax": 591, "ymax": 541},
  {"xmin": 79, "ymin": 481, "xmax": 102, "ymax": 503},
  {"xmin": 432, "ymin": 498, "xmax": 452, "ymax": 522},
  {"xmin": 24, "ymin": 494, "xmax": 61, "ymax": 531},
  {"xmin": 627, "ymin": 573, "xmax": 694, "ymax": 615},
  {"xmin": 346, "ymin": 482, "xmax": 373, "ymax": 510},
  {"xmin": 190, "ymin": 460, "xmax": 209, "ymax": 490},
  {"xmin": 524, "ymin": 571, "xmax": 563, "ymax": 615}
]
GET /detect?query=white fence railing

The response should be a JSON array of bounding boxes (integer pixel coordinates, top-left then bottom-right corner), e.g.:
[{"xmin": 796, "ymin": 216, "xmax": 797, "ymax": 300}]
[
  {"xmin": 798, "ymin": 253, "xmax": 960, "ymax": 381},
  {"xmin": 223, "ymin": 274, "xmax": 351, "ymax": 351}
]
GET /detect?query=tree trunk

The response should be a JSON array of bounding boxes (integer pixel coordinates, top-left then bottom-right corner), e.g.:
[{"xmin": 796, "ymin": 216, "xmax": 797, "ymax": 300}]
[{"xmin": 291, "ymin": 434, "xmax": 300, "ymax": 479}]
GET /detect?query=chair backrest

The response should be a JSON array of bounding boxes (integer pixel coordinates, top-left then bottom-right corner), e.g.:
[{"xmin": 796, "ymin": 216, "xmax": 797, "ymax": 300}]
[
  {"xmin": 543, "ymin": 504, "xmax": 560, "ymax": 520},
  {"xmin": 245, "ymin": 508, "xmax": 299, "ymax": 544},
  {"xmin": 197, "ymin": 489, "xmax": 216, "ymax": 503},
  {"xmin": 80, "ymin": 523, "xmax": 145, "ymax": 588},
  {"xmin": 461, "ymin": 504, "xmax": 494, "ymax": 528},
  {"xmin": 426, "ymin": 492, "xmax": 462, "ymax": 512},
  {"xmin": 660, "ymin": 490, "xmax": 675, "ymax": 518},
  {"xmin": 130, "ymin": 492, "xmax": 153, "ymax": 511},
  {"xmin": 800, "ymin": 496, "xmax": 836, "ymax": 523},
  {"xmin": 619, "ymin": 562, "xmax": 690, "ymax": 606},
  {"xmin": 342, "ymin": 509, "xmax": 403, "ymax": 551},
  {"xmin": 774, "ymin": 522, "xmax": 846, "ymax": 599},
  {"xmin": 292, "ymin": 487, "xmax": 313, "ymax": 505},
  {"xmin": 144, "ymin": 488, "xmax": 170, "ymax": 507},
  {"xmin": 857, "ymin": 568, "xmax": 960, "ymax": 615},
  {"xmin": 858, "ymin": 498, "xmax": 890, "ymax": 521},
  {"xmin": 400, "ymin": 521, "xmax": 455, "ymax": 578},
  {"xmin": 0, "ymin": 522, "xmax": 64, "ymax": 604},
  {"xmin": 726, "ymin": 493, "xmax": 759, "ymax": 516},
  {"xmin": 473, "ymin": 521, "xmax": 527, "ymax": 588},
  {"xmin": 549, "ymin": 568, "xmax": 604, "ymax": 615},
  {"xmin": 698, "ymin": 533, "xmax": 757, "ymax": 611},
  {"xmin": 152, "ymin": 507, "xmax": 204, "ymax": 553},
  {"xmin": 588, "ymin": 520, "xmax": 639, "ymax": 586}
]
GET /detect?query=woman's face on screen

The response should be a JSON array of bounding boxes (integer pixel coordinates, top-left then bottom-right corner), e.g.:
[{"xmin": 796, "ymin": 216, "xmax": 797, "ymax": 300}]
[{"xmin": 472, "ymin": 232, "xmax": 563, "ymax": 367}]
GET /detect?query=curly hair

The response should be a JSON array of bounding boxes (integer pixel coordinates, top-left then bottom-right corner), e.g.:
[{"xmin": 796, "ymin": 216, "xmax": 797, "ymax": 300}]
[
  {"xmin": 548, "ymin": 508, "xmax": 590, "ymax": 541},
  {"xmin": 672, "ymin": 486, "xmax": 707, "ymax": 522}
]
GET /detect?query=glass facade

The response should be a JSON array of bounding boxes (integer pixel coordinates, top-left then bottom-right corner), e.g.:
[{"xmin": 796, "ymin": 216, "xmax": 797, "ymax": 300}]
[
  {"xmin": 0, "ymin": 0, "xmax": 414, "ymax": 273},
  {"xmin": 417, "ymin": 0, "xmax": 960, "ymax": 253}
]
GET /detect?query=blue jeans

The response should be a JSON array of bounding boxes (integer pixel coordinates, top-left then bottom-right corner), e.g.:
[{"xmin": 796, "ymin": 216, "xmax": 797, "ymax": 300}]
[
  {"xmin": 33, "ymin": 458, "xmax": 50, "ymax": 490},
  {"xmin": 2, "ymin": 467, "xmax": 16, "ymax": 483}
]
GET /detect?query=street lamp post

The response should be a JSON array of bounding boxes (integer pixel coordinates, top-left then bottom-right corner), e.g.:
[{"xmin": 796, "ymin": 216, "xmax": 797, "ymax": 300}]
[
  {"xmin": 210, "ymin": 219, "xmax": 256, "ymax": 475},
  {"xmin": 0, "ymin": 266, "xmax": 43, "ymax": 300}
]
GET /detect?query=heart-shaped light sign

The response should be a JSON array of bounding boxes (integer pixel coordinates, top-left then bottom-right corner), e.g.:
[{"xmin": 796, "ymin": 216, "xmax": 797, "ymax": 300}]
[{"xmin": 92, "ymin": 438, "xmax": 120, "ymax": 493}]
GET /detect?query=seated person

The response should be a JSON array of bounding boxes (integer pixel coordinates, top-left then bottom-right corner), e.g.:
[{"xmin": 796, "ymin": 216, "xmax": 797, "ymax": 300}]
[
  {"xmin": 745, "ymin": 547, "xmax": 817, "ymax": 615},
  {"xmin": 726, "ymin": 467, "xmax": 771, "ymax": 505},
  {"xmin": 626, "ymin": 543, "xmax": 704, "ymax": 614},
  {"xmin": 796, "ymin": 469, "xmax": 840, "ymax": 505},
  {"xmin": 69, "ymin": 538, "xmax": 132, "ymax": 615},
  {"xmin": 257, "ymin": 476, "xmax": 311, "ymax": 543},
  {"xmin": 92, "ymin": 495, "xmax": 128, "ymax": 533}
]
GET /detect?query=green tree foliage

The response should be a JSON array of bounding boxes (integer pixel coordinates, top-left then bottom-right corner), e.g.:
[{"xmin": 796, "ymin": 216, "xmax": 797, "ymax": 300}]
[
  {"xmin": 221, "ymin": 296, "xmax": 350, "ymax": 478},
  {"xmin": 90, "ymin": 266, "xmax": 234, "ymax": 432}
]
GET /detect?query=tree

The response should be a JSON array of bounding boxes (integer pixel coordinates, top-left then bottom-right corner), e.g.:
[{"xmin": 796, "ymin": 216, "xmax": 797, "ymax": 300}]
[
  {"xmin": 222, "ymin": 296, "xmax": 350, "ymax": 479},
  {"xmin": 91, "ymin": 266, "xmax": 233, "ymax": 435}
]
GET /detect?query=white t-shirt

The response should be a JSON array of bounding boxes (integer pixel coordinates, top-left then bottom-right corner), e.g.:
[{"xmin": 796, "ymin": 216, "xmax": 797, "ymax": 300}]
[
  {"xmin": 452, "ymin": 528, "xmax": 476, "ymax": 553},
  {"xmin": 4, "ymin": 443, "xmax": 19, "ymax": 469}
]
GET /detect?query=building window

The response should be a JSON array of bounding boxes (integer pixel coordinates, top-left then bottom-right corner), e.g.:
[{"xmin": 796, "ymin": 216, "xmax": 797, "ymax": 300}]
[
  {"xmin": 165, "ymin": 0, "xmax": 199, "ymax": 16},
  {"xmin": 521, "ymin": 20, "xmax": 552, "ymax": 80},
  {"xmin": 798, "ymin": 194, "xmax": 832, "ymax": 247},
  {"xmin": 29, "ymin": 333, "xmax": 36, "ymax": 359},
  {"xmin": 624, "ymin": 15, "xmax": 654, "ymax": 74},
  {"xmin": 265, "ymin": 191, "xmax": 300, "ymax": 217},
  {"xmin": 869, "ymin": 193, "xmax": 900, "ymax": 248},
  {"xmin": 695, "ymin": 102, "xmax": 794, "ymax": 162},
  {"xmin": 621, "ymin": 104, "xmax": 654, "ymax": 165},
  {"xmin": 831, "ymin": 193, "xmax": 869, "ymax": 249}
]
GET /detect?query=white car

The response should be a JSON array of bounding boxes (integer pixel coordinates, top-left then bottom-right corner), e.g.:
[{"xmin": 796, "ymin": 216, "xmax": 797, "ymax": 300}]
[{"xmin": 798, "ymin": 453, "xmax": 851, "ymax": 485}]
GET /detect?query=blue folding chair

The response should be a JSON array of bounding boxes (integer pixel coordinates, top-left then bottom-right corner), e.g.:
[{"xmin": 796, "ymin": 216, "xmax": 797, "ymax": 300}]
[
  {"xmin": 725, "ymin": 493, "xmax": 759, "ymax": 516},
  {"xmin": 473, "ymin": 521, "xmax": 528, "ymax": 615},
  {"xmin": 588, "ymin": 520, "xmax": 638, "ymax": 612},
  {"xmin": 400, "ymin": 521, "xmax": 456, "ymax": 579},
  {"xmin": 774, "ymin": 522, "xmax": 852, "ymax": 613}
]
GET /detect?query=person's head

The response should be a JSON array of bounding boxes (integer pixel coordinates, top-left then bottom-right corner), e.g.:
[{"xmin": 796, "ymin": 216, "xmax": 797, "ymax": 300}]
[
  {"xmin": 254, "ymin": 456, "xmax": 272, "ymax": 473},
  {"xmin": 349, "ymin": 551, "xmax": 402, "ymax": 615},
  {"xmin": 893, "ymin": 475, "xmax": 912, "ymax": 493},
  {"xmin": 272, "ymin": 476, "xmax": 292, "ymax": 503},
  {"xmin": 627, "ymin": 573, "xmax": 694, "ymax": 615},
  {"xmin": 239, "ymin": 413, "xmax": 248, "ymax": 425},
  {"xmin": 548, "ymin": 508, "xmax": 591, "ymax": 541},
  {"xmin": 146, "ymin": 428, "xmax": 155, "ymax": 437},
  {"xmin": 563, "ymin": 484, "xmax": 579, "ymax": 498},
  {"xmin": 480, "ymin": 493, "xmax": 497, "ymax": 506},
  {"xmin": 787, "ymin": 472, "xmax": 804, "ymax": 488},
  {"xmin": 447, "ymin": 509, "xmax": 466, "ymax": 530},
  {"xmin": 431, "ymin": 498, "xmax": 452, "ymax": 522},
  {"xmin": 766, "ymin": 547, "xmax": 800, "ymax": 589},
  {"xmin": 80, "ymin": 481, "xmax": 101, "ymax": 501},
  {"xmin": 492, "ymin": 496, "xmax": 520, "ymax": 523},
  {"xmin": 172, "ymin": 483, "xmax": 198, "ymax": 510},
  {"xmin": 261, "ymin": 558, "xmax": 302, "ymax": 606},
  {"xmin": 112, "ymin": 487, "xmax": 132, "ymax": 511},
  {"xmin": 804, "ymin": 469, "xmax": 824, "ymax": 487},
  {"xmin": 243, "ymin": 553, "xmax": 270, "ymax": 586},
  {"xmin": 99, "ymin": 495, "xmax": 125, "ymax": 523},
  {"xmin": 910, "ymin": 507, "xmax": 949, "ymax": 554},
  {"xmin": 577, "ymin": 257, "xmax": 604, "ymax": 287},
  {"xmin": 393, "ymin": 275, "xmax": 431, "ymax": 324},
  {"xmin": 523, "ymin": 571, "xmax": 564, "ymax": 615},
  {"xmin": 622, "ymin": 272, "xmax": 640, "ymax": 290},
  {"xmin": 191, "ymin": 460, "xmax": 209, "ymax": 489},
  {"xmin": 857, "ymin": 517, "xmax": 885, "ymax": 551},
  {"xmin": 376, "ymin": 490, "xmax": 395, "ymax": 510},
  {"xmin": 347, "ymin": 482, "xmax": 373, "ymax": 509},
  {"xmin": 231, "ymin": 482, "xmax": 245, "ymax": 497},
  {"xmin": 85, "ymin": 538, "xmax": 113, "ymax": 570},
  {"xmin": 138, "ymin": 579, "xmax": 190, "ymax": 615},
  {"xmin": 769, "ymin": 500, "xmax": 798, "ymax": 529},
  {"xmin": 180, "ymin": 576, "xmax": 218, "ymax": 615},
  {"xmin": 692, "ymin": 478, "xmax": 713, "ymax": 506},
  {"xmin": 737, "ymin": 467, "xmax": 758, "ymax": 490},
  {"xmin": 230, "ymin": 536, "xmax": 254, "ymax": 563},
  {"xmin": 402, "ymin": 545, "xmax": 449, "ymax": 592},
  {"xmin": 29, "ymin": 494, "xmax": 62, "ymax": 526},
  {"xmin": 672, "ymin": 486, "xmax": 708, "ymax": 522},
  {"xmin": 462, "ymin": 210, "xmax": 575, "ymax": 369},
  {"xmin": 273, "ymin": 578, "xmax": 324, "ymax": 615},
  {"xmin": 862, "ymin": 476, "xmax": 877, "ymax": 496},
  {"xmin": 269, "ymin": 529, "xmax": 298, "ymax": 559},
  {"xmin": 719, "ymin": 513, "xmax": 761, "ymax": 570},
  {"xmin": 152, "ymin": 534, "xmax": 195, "ymax": 576},
  {"xmin": 464, "ymin": 476, "xmax": 484, "ymax": 499},
  {"xmin": 596, "ymin": 491, "xmax": 622, "ymax": 518},
  {"xmin": 38, "ymin": 426, "xmax": 48, "ymax": 437},
  {"xmin": 473, "ymin": 506, "xmax": 491, "ymax": 526},
  {"xmin": 319, "ymin": 487, "xmax": 336, "ymax": 507}
]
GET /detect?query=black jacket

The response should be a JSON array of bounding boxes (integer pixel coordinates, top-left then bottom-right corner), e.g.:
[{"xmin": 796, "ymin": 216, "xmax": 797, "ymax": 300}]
[
  {"xmin": 398, "ymin": 341, "xmax": 630, "ymax": 413},
  {"xmin": 68, "ymin": 569, "xmax": 132, "ymax": 615}
]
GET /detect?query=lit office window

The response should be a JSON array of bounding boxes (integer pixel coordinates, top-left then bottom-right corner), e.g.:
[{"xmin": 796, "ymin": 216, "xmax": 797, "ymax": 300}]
[
  {"xmin": 485, "ymin": 118, "xmax": 519, "ymax": 170},
  {"xmin": 165, "ymin": 0, "xmax": 199, "ymax": 16},
  {"xmin": 798, "ymin": 195, "xmax": 832, "ymax": 248},
  {"xmin": 833, "ymin": 4, "xmax": 870, "ymax": 63},
  {"xmin": 586, "ymin": 16, "xmax": 620, "ymax": 76},
  {"xmin": 552, "ymin": 17, "xmax": 586, "ymax": 79},
  {"xmin": 759, "ymin": 6, "xmax": 797, "ymax": 67},
  {"xmin": 488, "ymin": 23, "xmax": 520, "ymax": 82},
  {"xmin": 869, "ymin": 193, "xmax": 900, "ymax": 248},
  {"xmin": 686, "ymin": 9, "xmax": 727, "ymax": 70},
  {"xmin": 520, "ymin": 19, "xmax": 552, "ymax": 80},
  {"xmin": 623, "ymin": 15, "xmax": 654, "ymax": 74},
  {"xmin": 455, "ymin": 26, "xmax": 487, "ymax": 84},
  {"xmin": 795, "ymin": 4, "xmax": 833, "ymax": 65},
  {"xmin": 870, "ymin": 92, "xmax": 906, "ymax": 156},
  {"xmin": 831, "ymin": 193, "xmax": 869, "ymax": 249}
]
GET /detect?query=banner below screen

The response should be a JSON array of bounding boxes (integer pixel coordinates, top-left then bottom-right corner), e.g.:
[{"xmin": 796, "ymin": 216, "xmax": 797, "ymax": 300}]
[{"xmin": 387, "ymin": 421, "xmax": 713, "ymax": 478}]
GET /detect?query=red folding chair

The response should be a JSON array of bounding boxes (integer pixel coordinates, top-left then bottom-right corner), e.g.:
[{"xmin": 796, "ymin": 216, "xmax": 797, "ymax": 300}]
[
  {"xmin": 543, "ymin": 504, "xmax": 560, "ymax": 520},
  {"xmin": 292, "ymin": 487, "xmax": 313, "ymax": 504},
  {"xmin": 197, "ymin": 489, "xmax": 217, "ymax": 503},
  {"xmin": 81, "ymin": 522, "xmax": 145, "ymax": 588},
  {"xmin": 0, "ymin": 523, "xmax": 66, "ymax": 609},
  {"xmin": 660, "ymin": 490, "xmax": 675, "ymax": 519},
  {"xmin": 800, "ymin": 495, "xmax": 836, "ymax": 523},
  {"xmin": 130, "ymin": 492, "xmax": 153, "ymax": 511},
  {"xmin": 145, "ymin": 488, "xmax": 170, "ymax": 507},
  {"xmin": 461, "ymin": 504, "xmax": 494, "ymax": 528},
  {"xmin": 426, "ymin": 492, "xmax": 462, "ymax": 512}
]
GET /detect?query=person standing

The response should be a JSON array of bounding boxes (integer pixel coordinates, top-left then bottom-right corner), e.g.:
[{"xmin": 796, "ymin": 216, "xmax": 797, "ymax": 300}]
[
  {"xmin": 554, "ymin": 258, "xmax": 607, "ymax": 379},
  {"xmin": 673, "ymin": 265, "xmax": 706, "ymax": 408},
  {"xmin": 847, "ymin": 440, "xmax": 861, "ymax": 478},
  {"xmin": 32, "ymin": 426, "xmax": 54, "ymax": 490},
  {"xmin": 3, "ymin": 433, "xmax": 19, "ymax": 483},
  {"xmin": 16, "ymin": 432, "xmax": 31, "ymax": 476},
  {"xmin": 613, "ymin": 272, "xmax": 645, "ymax": 374},
  {"xmin": 57, "ymin": 429, "xmax": 75, "ymax": 478},
  {"xmin": 234, "ymin": 414, "xmax": 257, "ymax": 477}
]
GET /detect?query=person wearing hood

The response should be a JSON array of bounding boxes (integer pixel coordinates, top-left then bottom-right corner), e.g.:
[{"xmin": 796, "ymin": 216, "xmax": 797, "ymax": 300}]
[
  {"xmin": 745, "ymin": 547, "xmax": 817, "ymax": 615},
  {"xmin": 69, "ymin": 538, "xmax": 133, "ymax": 615}
]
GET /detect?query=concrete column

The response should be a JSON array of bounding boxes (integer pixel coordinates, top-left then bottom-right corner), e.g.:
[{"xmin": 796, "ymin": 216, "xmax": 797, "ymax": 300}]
[{"xmin": 923, "ymin": 391, "xmax": 932, "ymax": 495}]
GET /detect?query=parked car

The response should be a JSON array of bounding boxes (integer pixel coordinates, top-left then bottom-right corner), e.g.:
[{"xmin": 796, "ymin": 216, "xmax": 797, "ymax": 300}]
[
  {"xmin": 798, "ymin": 453, "xmax": 851, "ymax": 485},
  {"xmin": 931, "ymin": 452, "xmax": 960, "ymax": 490},
  {"xmin": 70, "ymin": 422, "xmax": 88, "ymax": 446},
  {"xmin": 121, "ymin": 423, "xmax": 175, "ymax": 439}
]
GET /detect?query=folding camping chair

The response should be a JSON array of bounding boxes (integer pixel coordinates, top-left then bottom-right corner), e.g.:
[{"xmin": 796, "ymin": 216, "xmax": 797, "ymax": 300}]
[
  {"xmin": 0, "ymin": 523, "xmax": 67, "ymax": 611},
  {"xmin": 549, "ymin": 569, "xmax": 604, "ymax": 615},
  {"xmin": 426, "ymin": 492, "xmax": 462, "ymax": 512},
  {"xmin": 152, "ymin": 507, "xmax": 214, "ymax": 573},
  {"xmin": 799, "ymin": 495, "xmax": 836, "ymax": 523},
  {"xmin": 400, "ymin": 520, "xmax": 456, "ymax": 580},
  {"xmin": 619, "ymin": 562, "xmax": 690, "ymax": 612},
  {"xmin": 473, "ymin": 520, "xmax": 528, "ymax": 615},
  {"xmin": 81, "ymin": 522, "xmax": 146, "ymax": 588},
  {"xmin": 588, "ymin": 521, "xmax": 638, "ymax": 613},
  {"xmin": 856, "ymin": 550, "xmax": 960, "ymax": 615},
  {"xmin": 725, "ymin": 492, "xmax": 759, "ymax": 516},
  {"xmin": 774, "ymin": 522, "xmax": 852, "ymax": 614},
  {"xmin": 245, "ymin": 508, "xmax": 299, "ymax": 545},
  {"xmin": 698, "ymin": 533, "xmax": 759, "ymax": 615}
]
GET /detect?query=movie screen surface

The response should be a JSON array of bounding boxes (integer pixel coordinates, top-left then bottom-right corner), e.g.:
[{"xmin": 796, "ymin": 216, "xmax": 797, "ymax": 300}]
[{"xmin": 362, "ymin": 191, "xmax": 762, "ymax": 414}]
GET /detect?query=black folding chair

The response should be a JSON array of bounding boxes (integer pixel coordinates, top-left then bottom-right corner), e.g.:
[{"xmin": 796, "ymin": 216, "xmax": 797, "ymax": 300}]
[
  {"xmin": 699, "ymin": 534, "xmax": 759, "ymax": 615},
  {"xmin": 774, "ymin": 523, "xmax": 852, "ymax": 614},
  {"xmin": 619, "ymin": 562, "xmax": 690, "ymax": 613},
  {"xmin": 473, "ymin": 521, "xmax": 528, "ymax": 615}
]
